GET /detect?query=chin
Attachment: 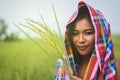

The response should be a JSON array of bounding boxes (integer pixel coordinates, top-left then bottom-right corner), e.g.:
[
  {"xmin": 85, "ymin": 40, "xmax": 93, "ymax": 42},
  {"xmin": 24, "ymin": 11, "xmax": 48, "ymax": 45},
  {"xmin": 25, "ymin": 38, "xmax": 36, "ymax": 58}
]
[
  {"xmin": 77, "ymin": 48, "xmax": 94, "ymax": 56},
  {"xmin": 78, "ymin": 51, "xmax": 90, "ymax": 56}
]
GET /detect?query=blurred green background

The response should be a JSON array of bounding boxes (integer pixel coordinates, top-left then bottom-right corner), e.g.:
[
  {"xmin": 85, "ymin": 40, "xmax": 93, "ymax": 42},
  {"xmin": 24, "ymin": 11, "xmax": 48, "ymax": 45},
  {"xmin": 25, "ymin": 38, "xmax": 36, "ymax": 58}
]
[
  {"xmin": 0, "ymin": 35, "xmax": 120, "ymax": 80},
  {"xmin": 0, "ymin": 0, "xmax": 120, "ymax": 79},
  {"xmin": 0, "ymin": 39, "xmax": 58, "ymax": 80},
  {"xmin": 0, "ymin": 18, "xmax": 120, "ymax": 80}
]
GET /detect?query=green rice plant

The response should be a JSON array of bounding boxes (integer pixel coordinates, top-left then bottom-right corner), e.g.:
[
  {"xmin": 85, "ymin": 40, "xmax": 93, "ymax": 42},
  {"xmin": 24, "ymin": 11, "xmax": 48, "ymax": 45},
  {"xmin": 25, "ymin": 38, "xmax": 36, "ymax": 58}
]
[
  {"xmin": 14, "ymin": 4, "xmax": 76, "ymax": 79},
  {"xmin": 15, "ymin": 4, "xmax": 65, "ymax": 61}
]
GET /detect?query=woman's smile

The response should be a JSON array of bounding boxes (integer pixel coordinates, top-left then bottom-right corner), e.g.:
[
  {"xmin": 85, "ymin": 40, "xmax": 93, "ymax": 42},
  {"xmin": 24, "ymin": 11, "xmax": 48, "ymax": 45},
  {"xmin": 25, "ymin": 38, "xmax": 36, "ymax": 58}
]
[
  {"xmin": 77, "ymin": 46, "xmax": 88, "ymax": 50},
  {"xmin": 72, "ymin": 18, "xmax": 95, "ymax": 56}
]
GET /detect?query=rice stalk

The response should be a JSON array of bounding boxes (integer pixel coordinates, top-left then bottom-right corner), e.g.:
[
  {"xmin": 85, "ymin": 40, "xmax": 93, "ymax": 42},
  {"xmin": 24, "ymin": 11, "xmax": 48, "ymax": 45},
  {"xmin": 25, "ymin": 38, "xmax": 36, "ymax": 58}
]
[
  {"xmin": 24, "ymin": 18, "xmax": 64, "ymax": 58},
  {"xmin": 14, "ymin": 4, "xmax": 73, "ymax": 78},
  {"xmin": 14, "ymin": 23, "xmax": 51, "ymax": 57}
]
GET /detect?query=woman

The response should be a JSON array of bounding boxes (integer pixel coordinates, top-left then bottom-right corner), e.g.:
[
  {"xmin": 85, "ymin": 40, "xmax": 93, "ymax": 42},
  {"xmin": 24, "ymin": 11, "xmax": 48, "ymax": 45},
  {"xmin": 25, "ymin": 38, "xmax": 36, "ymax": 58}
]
[{"xmin": 54, "ymin": 1, "xmax": 120, "ymax": 80}]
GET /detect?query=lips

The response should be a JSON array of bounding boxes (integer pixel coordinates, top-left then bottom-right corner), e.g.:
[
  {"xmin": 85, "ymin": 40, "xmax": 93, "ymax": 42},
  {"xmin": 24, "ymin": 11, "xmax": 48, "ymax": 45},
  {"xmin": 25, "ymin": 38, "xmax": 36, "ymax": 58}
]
[{"xmin": 77, "ymin": 46, "xmax": 88, "ymax": 50}]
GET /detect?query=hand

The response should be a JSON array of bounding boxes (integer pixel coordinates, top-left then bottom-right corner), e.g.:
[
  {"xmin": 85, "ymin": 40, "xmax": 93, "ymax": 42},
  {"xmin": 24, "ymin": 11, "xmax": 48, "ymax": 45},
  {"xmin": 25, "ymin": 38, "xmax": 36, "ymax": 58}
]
[{"xmin": 71, "ymin": 75, "xmax": 82, "ymax": 80}]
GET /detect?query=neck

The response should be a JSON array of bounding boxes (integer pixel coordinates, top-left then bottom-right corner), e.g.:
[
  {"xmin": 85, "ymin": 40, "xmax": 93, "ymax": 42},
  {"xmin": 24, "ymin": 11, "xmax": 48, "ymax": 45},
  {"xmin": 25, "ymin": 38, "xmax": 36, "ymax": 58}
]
[
  {"xmin": 77, "ymin": 54, "xmax": 92, "ymax": 79},
  {"xmin": 78, "ymin": 53, "xmax": 91, "ymax": 66},
  {"xmin": 78, "ymin": 54, "xmax": 91, "ymax": 79}
]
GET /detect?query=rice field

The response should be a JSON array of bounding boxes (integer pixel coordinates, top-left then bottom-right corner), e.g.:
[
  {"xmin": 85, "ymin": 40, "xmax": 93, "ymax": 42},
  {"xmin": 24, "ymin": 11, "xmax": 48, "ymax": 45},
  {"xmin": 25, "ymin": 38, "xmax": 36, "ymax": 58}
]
[
  {"xmin": 0, "ymin": 39, "xmax": 58, "ymax": 80},
  {"xmin": 0, "ymin": 35, "xmax": 120, "ymax": 80}
]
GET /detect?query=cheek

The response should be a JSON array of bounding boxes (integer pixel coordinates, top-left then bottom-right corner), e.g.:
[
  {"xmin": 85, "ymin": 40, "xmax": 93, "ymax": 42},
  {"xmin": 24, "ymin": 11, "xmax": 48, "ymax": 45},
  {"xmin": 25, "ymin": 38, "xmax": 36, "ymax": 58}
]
[
  {"xmin": 86, "ymin": 35, "xmax": 95, "ymax": 44},
  {"xmin": 72, "ymin": 36, "xmax": 79, "ymax": 43}
]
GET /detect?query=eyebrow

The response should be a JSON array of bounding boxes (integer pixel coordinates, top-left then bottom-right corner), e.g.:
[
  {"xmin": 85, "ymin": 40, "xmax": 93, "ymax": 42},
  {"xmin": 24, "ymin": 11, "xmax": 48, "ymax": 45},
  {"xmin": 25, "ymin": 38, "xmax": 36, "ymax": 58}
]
[
  {"xmin": 84, "ymin": 29, "xmax": 94, "ymax": 31},
  {"xmin": 73, "ymin": 28, "xmax": 94, "ymax": 31}
]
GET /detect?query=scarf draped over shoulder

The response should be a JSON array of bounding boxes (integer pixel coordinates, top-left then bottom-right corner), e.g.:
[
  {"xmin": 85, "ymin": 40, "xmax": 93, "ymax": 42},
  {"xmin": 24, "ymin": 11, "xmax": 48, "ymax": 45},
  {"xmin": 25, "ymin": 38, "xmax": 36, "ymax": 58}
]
[{"xmin": 54, "ymin": 1, "xmax": 116, "ymax": 80}]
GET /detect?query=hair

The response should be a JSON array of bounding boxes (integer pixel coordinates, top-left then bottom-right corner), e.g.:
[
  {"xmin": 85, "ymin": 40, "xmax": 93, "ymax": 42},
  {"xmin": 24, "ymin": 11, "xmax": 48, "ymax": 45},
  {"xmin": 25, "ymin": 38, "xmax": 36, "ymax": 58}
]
[{"xmin": 66, "ymin": 6, "xmax": 93, "ymax": 65}]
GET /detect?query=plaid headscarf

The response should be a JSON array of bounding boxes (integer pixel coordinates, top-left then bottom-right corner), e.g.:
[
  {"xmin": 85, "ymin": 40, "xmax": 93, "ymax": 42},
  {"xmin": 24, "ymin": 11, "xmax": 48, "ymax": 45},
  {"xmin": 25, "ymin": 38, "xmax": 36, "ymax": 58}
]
[{"xmin": 54, "ymin": 1, "xmax": 116, "ymax": 80}]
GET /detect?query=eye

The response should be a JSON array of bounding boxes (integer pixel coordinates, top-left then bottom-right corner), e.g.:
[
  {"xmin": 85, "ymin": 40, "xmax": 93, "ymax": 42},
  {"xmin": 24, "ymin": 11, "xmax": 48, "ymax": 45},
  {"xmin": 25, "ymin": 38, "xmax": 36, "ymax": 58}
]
[
  {"xmin": 72, "ymin": 31, "xmax": 79, "ymax": 36},
  {"xmin": 85, "ymin": 31, "xmax": 94, "ymax": 35}
]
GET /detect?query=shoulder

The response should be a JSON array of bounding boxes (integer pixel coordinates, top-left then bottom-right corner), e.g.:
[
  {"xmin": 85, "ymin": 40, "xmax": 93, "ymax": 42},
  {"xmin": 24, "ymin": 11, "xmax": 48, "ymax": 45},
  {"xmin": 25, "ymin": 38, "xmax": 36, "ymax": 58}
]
[{"xmin": 115, "ymin": 59, "xmax": 120, "ymax": 79}]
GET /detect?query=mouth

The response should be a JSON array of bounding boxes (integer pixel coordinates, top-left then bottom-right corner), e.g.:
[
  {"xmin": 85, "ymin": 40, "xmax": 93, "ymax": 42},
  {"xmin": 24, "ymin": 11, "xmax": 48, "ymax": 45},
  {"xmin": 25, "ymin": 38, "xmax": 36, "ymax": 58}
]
[{"xmin": 77, "ymin": 46, "xmax": 88, "ymax": 50}]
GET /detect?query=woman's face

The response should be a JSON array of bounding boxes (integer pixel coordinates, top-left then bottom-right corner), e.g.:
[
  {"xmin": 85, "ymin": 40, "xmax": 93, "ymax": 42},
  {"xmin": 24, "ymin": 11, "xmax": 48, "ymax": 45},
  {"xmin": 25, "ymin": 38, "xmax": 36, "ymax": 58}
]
[{"xmin": 72, "ymin": 18, "xmax": 95, "ymax": 56}]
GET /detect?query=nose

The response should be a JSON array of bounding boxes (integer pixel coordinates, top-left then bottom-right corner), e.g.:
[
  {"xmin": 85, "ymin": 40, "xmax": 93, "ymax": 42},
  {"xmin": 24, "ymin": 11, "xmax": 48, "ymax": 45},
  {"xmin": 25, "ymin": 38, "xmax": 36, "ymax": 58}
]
[{"xmin": 78, "ymin": 34, "xmax": 85, "ymax": 43}]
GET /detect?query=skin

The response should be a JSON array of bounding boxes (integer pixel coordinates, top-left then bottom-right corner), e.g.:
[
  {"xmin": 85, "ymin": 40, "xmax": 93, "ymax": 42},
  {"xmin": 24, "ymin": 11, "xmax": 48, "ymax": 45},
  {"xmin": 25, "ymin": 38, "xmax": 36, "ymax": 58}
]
[
  {"xmin": 72, "ymin": 18, "xmax": 95, "ymax": 56},
  {"xmin": 71, "ymin": 18, "xmax": 95, "ymax": 79},
  {"xmin": 71, "ymin": 18, "xmax": 120, "ymax": 80}
]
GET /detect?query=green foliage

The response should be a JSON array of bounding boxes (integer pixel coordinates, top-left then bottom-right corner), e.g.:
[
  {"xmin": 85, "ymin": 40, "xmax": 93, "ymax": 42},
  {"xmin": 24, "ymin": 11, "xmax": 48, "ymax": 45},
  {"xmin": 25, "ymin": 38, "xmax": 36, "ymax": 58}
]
[
  {"xmin": 0, "ymin": 19, "xmax": 8, "ymax": 40},
  {"xmin": 15, "ymin": 5, "xmax": 65, "ymax": 59},
  {"xmin": 0, "ymin": 35, "xmax": 119, "ymax": 80},
  {"xmin": 12, "ymin": 3, "xmax": 120, "ymax": 79},
  {"xmin": 0, "ymin": 39, "xmax": 58, "ymax": 80},
  {"xmin": 0, "ymin": 18, "xmax": 19, "ymax": 41},
  {"xmin": 112, "ymin": 35, "xmax": 120, "ymax": 59},
  {"xmin": 4, "ymin": 33, "xmax": 20, "ymax": 41}
]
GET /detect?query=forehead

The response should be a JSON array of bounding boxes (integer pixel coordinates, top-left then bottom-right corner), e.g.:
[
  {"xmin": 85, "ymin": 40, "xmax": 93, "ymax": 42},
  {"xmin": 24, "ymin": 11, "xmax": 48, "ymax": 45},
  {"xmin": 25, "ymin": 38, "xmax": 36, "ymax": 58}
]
[{"xmin": 74, "ymin": 18, "xmax": 94, "ymax": 30}]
